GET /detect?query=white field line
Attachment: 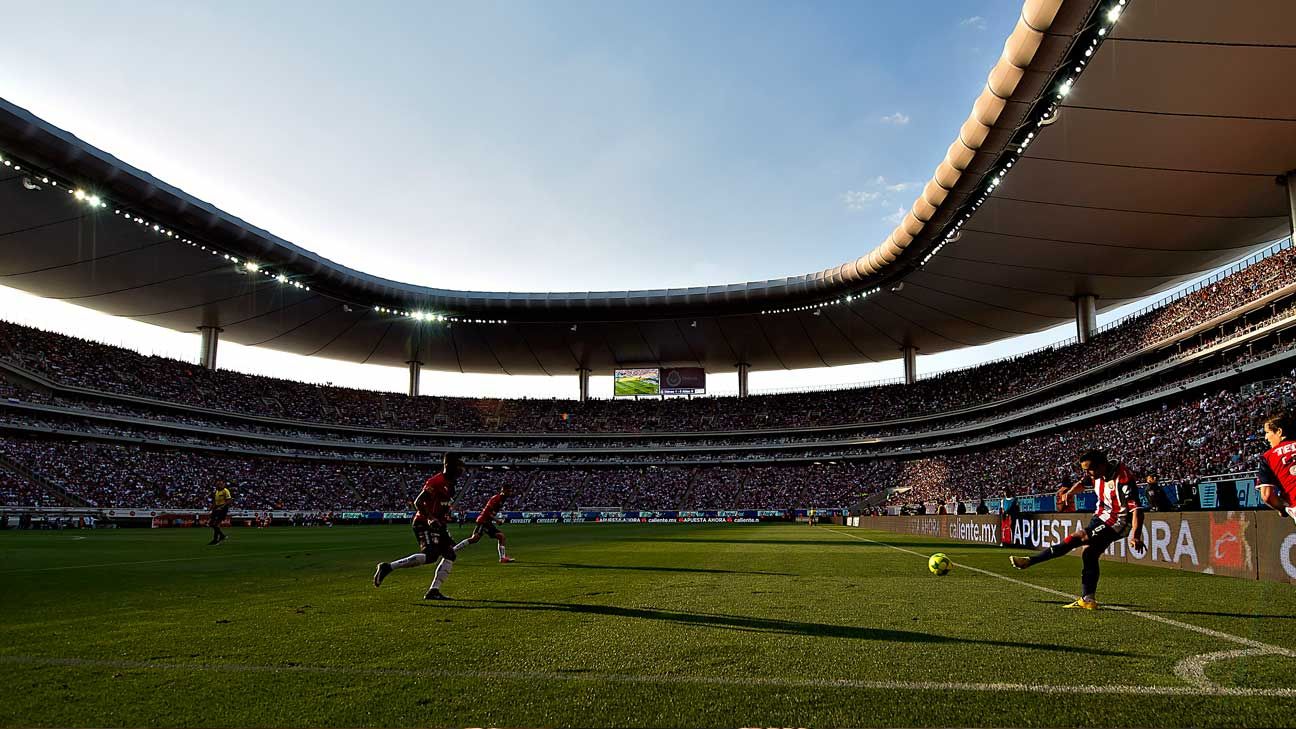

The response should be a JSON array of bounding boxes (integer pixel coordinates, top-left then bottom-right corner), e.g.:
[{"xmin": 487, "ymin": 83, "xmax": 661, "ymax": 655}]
[
  {"xmin": 1174, "ymin": 648, "xmax": 1274, "ymax": 688},
  {"xmin": 0, "ymin": 543, "xmax": 376, "ymax": 574},
  {"xmin": 2, "ymin": 654, "xmax": 1296, "ymax": 698},
  {"xmin": 822, "ymin": 527, "xmax": 1296, "ymax": 689}
]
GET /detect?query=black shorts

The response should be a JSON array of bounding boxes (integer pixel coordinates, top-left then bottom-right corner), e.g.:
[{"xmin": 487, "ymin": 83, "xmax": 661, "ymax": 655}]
[
  {"xmin": 210, "ymin": 506, "xmax": 229, "ymax": 523},
  {"xmin": 413, "ymin": 522, "xmax": 456, "ymax": 561},
  {"xmin": 473, "ymin": 521, "xmax": 501, "ymax": 539},
  {"xmin": 1083, "ymin": 516, "xmax": 1127, "ymax": 549}
]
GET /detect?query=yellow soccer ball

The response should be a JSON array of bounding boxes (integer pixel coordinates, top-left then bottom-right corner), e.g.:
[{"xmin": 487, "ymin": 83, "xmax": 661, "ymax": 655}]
[{"xmin": 928, "ymin": 553, "xmax": 952, "ymax": 575}]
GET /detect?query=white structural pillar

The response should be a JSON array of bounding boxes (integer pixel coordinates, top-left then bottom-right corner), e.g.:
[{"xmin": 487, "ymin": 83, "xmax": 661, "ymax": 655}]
[
  {"xmin": 902, "ymin": 345, "xmax": 918, "ymax": 385},
  {"xmin": 1285, "ymin": 170, "xmax": 1296, "ymax": 240},
  {"xmin": 1075, "ymin": 294, "xmax": 1098, "ymax": 344},
  {"xmin": 198, "ymin": 326, "xmax": 221, "ymax": 370},
  {"xmin": 407, "ymin": 360, "xmax": 422, "ymax": 397},
  {"xmin": 736, "ymin": 362, "xmax": 750, "ymax": 398},
  {"xmin": 577, "ymin": 367, "xmax": 591, "ymax": 403}
]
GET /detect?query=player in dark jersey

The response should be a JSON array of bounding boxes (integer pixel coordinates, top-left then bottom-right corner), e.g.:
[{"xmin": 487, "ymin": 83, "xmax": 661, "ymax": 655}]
[
  {"xmin": 453, "ymin": 485, "xmax": 515, "ymax": 563},
  {"xmin": 1256, "ymin": 412, "xmax": 1296, "ymax": 525},
  {"xmin": 371, "ymin": 453, "xmax": 465, "ymax": 600},
  {"xmin": 1009, "ymin": 449, "xmax": 1144, "ymax": 610},
  {"xmin": 207, "ymin": 482, "xmax": 232, "ymax": 546}
]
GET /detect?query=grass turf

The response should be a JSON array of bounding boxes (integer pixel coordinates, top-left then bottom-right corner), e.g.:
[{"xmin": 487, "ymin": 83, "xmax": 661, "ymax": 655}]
[{"xmin": 2, "ymin": 523, "xmax": 1295, "ymax": 728}]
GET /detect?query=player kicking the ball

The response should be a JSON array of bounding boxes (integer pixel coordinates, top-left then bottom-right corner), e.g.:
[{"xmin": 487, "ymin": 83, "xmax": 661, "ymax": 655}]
[
  {"xmin": 371, "ymin": 453, "xmax": 465, "ymax": 600},
  {"xmin": 1009, "ymin": 449, "xmax": 1144, "ymax": 610},
  {"xmin": 1256, "ymin": 412, "xmax": 1296, "ymax": 525},
  {"xmin": 454, "ymin": 484, "xmax": 515, "ymax": 562}
]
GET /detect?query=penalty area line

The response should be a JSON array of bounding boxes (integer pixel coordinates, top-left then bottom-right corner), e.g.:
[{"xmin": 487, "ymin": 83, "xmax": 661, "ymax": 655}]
[{"xmin": 2, "ymin": 655, "xmax": 1296, "ymax": 698}]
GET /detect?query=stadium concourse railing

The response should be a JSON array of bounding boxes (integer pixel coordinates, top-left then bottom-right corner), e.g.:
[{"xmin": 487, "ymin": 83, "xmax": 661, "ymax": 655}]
[
  {"xmin": 897, "ymin": 471, "xmax": 1262, "ymax": 517},
  {"xmin": 0, "ymin": 506, "xmax": 845, "ymax": 528},
  {"xmin": 844, "ymin": 510, "xmax": 1296, "ymax": 585}
]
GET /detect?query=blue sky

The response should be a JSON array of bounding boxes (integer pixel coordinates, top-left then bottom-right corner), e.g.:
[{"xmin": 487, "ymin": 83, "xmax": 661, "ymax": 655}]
[{"xmin": 0, "ymin": 1, "xmax": 1238, "ymax": 397}]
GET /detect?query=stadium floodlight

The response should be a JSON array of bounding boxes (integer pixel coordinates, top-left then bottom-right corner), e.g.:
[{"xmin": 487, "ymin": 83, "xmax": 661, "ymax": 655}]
[
  {"xmin": 244, "ymin": 261, "xmax": 260, "ymax": 273},
  {"xmin": 277, "ymin": 274, "xmax": 288, "ymax": 284},
  {"xmin": 1106, "ymin": 5, "xmax": 1122, "ymax": 22}
]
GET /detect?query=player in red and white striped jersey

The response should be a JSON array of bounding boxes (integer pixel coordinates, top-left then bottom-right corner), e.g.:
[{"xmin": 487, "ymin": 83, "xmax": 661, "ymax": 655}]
[
  {"xmin": 1010, "ymin": 449, "xmax": 1145, "ymax": 610},
  {"xmin": 1256, "ymin": 412, "xmax": 1296, "ymax": 525}
]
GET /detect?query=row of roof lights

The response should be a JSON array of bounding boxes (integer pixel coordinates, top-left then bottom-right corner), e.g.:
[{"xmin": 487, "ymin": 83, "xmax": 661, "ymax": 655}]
[
  {"xmin": 372, "ymin": 307, "xmax": 508, "ymax": 325},
  {"xmin": 918, "ymin": 0, "xmax": 1125, "ymax": 272},
  {"xmin": 4, "ymin": 147, "xmax": 521, "ymax": 325},
  {"xmin": 761, "ymin": 286, "xmax": 883, "ymax": 316}
]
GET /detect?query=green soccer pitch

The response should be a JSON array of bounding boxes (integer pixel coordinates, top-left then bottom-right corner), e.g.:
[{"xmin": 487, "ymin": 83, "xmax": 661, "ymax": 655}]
[
  {"xmin": 2, "ymin": 523, "xmax": 1295, "ymax": 728},
  {"xmin": 613, "ymin": 374, "xmax": 660, "ymax": 396}
]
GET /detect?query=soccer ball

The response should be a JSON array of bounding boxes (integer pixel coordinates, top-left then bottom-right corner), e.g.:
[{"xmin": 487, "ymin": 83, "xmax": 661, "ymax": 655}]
[{"xmin": 928, "ymin": 553, "xmax": 952, "ymax": 575}]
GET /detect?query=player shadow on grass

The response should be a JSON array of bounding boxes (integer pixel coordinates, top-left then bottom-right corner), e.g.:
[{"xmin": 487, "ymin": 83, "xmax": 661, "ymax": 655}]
[
  {"xmin": 1028, "ymin": 599, "xmax": 1296, "ymax": 619},
  {"xmin": 627, "ymin": 537, "xmax": 998, "ymax": 551},
  {"xmin": 508, "ymin": 562, "xmax": 794, "ymax": 577},
  {"xmin": 624, "ymin": 538, "xmax": 867, "ymax": 547},
  {"xmin": 431, "ymin": 599, "xmax": 1129, "ymax": 656}
]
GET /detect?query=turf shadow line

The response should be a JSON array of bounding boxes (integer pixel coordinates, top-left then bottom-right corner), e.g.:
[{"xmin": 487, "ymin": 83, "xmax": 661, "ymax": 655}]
[
  {"xmin": 507, "ymin": 562, "xmax": 794, "ymax": 577},
  {"xmin": 429, "ymin": 599, "xmax": 1129, "ymax": 656},
  {"xmin": 624, "ymin": 538, "xmax": 868, "ymax": 547},
  {"xmin": 3, "ymin": 655, "xmax": 1295, "ymax": 698}
]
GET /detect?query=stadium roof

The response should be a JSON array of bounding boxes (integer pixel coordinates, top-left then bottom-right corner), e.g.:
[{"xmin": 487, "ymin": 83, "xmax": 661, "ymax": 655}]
[{"xmin": 1, "ymin": 0, "xmax": 1293, "ymax": 376}]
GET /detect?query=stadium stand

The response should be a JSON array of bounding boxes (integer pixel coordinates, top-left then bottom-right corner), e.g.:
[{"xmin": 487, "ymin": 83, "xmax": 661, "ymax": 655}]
[
  {"xmin": 0, "ymin": 242, "xmax": 1293, "ymax": 514},
  {"xmin": 1, "ymin": 242, "xmax": 1292, "ymax": 436}
]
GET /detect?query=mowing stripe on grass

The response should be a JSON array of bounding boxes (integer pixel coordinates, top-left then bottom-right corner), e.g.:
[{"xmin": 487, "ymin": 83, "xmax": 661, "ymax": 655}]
[
  {"xmin": 0, "ymin": 543, "xmax": 377, "ymax": 574},
  {"xmin": 4, "ymin": 655, "xmax": 1296, "ymax": 698}
]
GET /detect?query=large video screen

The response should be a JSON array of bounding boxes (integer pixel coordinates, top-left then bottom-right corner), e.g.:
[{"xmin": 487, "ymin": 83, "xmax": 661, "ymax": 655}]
[
  {"xmin": 613, "ymin": 368, "xmax": 660, "ymax": 397},
  {"xmin": 660, "ymin": 366, "xmax": 706, "ymax": 395}
]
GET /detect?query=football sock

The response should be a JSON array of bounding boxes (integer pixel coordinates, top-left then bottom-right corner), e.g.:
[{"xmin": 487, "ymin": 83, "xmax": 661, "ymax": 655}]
[
  {"xmin": 453, "ymin": 539, "xmax": 470, "ymax": 552},
  {"xmin": 497, "ymin": 542, "xmax": 507, "ymax": 559},
  {"xmin": 391, "ymin": 553, "xmax": 427, "ymax": 570},
  {"xmin": 1028, "ymin": 534, "xmax": 1082, "ymax": 565},
  {"xmin": 431, "ymin": 559, "xmax": 453, "ymax": 589}
]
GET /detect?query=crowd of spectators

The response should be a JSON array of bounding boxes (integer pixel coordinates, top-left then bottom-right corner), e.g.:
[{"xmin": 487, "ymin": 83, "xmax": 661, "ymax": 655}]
[
  {"xmin": 1, "ymin": 368, "xmax": 1290, "ymax": 512},
  {"xmin": 1, "ymin": 244, "xmax": 1291, "ymax": 434},
  {"xmin": 886, "ymin": 375, "xmax": 1296, "ymax": 508},
  {"xmin": 0, "ymin": 434, "xmax": 894, "ymax": 511}
]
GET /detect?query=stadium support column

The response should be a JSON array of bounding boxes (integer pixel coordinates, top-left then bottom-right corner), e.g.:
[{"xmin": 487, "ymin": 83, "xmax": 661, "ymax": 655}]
[
  {"xmin": 407, "ymin": 360, "xmax": 422, "ymax": 398},
  {"xmin": 198, "ymin": 326, "xmax": 221, "ymax": 370},
  {"xmin": 1286, "ymin": 170, "xmax": 1296, "ymax": 240},
  {"xmin": 1075, "ymin": 294, "xmax": 1097, "ymax": 344},
  {"xmin": 736, "ymin": 362, "xmax": 750, "ymax": 398},
  {"xmin": 902, "ymin": 345, "xmax": 917, "ymax": 385},
  {"xmin": 577, "ymin": 367, "xmax": 591, "ymax": 403}
]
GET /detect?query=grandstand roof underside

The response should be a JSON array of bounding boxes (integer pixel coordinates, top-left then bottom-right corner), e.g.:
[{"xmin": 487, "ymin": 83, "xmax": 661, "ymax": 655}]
[{"xmin": 1, "ymin": 0, "xmax": 1293, "ymax": 376}]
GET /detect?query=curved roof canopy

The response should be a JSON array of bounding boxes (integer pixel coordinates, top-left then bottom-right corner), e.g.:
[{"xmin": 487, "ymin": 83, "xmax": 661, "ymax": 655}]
[{"xmin": 0, "ymin": 0, "xmax": 1292, "ymax": 375}]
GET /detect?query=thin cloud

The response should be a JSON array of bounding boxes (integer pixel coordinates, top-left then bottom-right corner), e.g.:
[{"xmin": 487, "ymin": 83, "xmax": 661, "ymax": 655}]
[
  {"xmin": 883, "ymin": 206, "xmax": 907, "ymax": 225},
  {"xmin": 960, "ymin": 16, "xmax": 987, "ymax": 30},
  {"xmin": 885, "ymin": 181, "xmax": 920, "ymax": 193},
  {"xmin": 879, "ymin": 111, "xmax": 910, "ymax": 126},
  {"xmin": 842, "ymin": 190, "xmax": 881, "ymax": 210}
]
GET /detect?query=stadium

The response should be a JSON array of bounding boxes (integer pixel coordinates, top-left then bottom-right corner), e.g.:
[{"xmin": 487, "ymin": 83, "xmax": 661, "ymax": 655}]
[{"xmin": 2, "ymin": 0, "xmax": 1296, "ymax": 727}]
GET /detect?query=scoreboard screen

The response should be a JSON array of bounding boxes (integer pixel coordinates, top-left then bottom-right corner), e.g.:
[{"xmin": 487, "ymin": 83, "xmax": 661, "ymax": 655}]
[
  {"xmin": 613, "ymin": 368, "xmax": 661, "ymax": 397},
  {"xmin": 660, "ymin": 366, "xmax": 706, "ymax": 395}
]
